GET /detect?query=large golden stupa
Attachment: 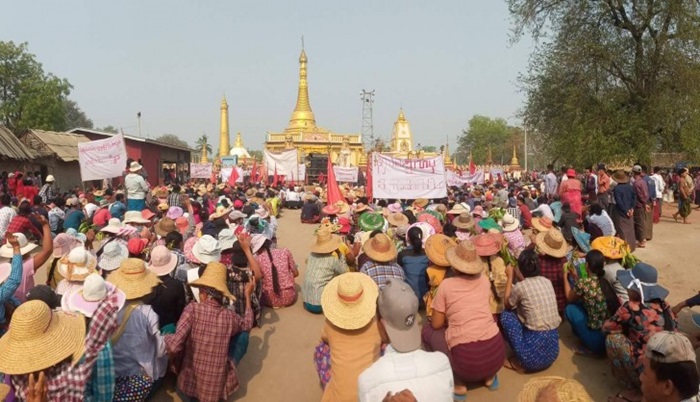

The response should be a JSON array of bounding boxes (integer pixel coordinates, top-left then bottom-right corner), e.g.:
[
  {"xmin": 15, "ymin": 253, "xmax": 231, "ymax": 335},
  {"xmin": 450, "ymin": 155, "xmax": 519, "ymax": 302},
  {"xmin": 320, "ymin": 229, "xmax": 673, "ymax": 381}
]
[{"xmin": 265, "ymin": 48, "xmax": 365, "ymax": 167}]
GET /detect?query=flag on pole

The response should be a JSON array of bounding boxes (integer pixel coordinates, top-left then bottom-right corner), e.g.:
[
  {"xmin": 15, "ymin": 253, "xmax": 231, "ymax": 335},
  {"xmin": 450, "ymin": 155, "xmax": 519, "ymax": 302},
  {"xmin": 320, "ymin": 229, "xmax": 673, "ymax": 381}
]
[
  {"xmin": 326, "ymin": 158, "xmax": 344, "ymax": 206},
  {"xmin": 468, "ymin": 154, "xmax": 477, "ymax": 175},
  {"xmin": 227, "ymin": 166, "xmax": 239, "ymax": 187},
  {"xmin": 250, "ymin": 160, "xmax": 258, "ymax": 183},
  {"xmin": 271, "ymin": 164, "xmax": 278, "ymax": 187}
]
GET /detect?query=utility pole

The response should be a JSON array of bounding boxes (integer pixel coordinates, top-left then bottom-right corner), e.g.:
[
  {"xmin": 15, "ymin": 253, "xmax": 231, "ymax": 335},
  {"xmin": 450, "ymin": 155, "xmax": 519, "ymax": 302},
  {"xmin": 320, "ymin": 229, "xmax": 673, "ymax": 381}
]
[
  {"xmin": 137, "ymin": 111, "xmax": 142, "ymax": 138},
  {"xmin": 360, "ymin": 89, "xmax": 375, "ymax": 150},
  {"xmin": 524, "ymin": 128, "xmax": 528, "ymax": 171}
]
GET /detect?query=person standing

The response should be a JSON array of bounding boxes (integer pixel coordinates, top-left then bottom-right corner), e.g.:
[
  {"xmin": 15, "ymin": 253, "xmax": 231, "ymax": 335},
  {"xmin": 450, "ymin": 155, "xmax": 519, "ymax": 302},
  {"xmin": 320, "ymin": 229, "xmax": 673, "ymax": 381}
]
[
  {"xmin": 641, "ymin": 165, "xmax": 656, "ymax": 241},
  {"xmin": 650, "ymin": 167, "xmax": 666, "ymax": 223},
  {"xmin": 558, "ymin": 169, "xmax": 583, "ymax": 216},
  {"xmin": 597, "ymin": 164, "xmax": 612, "ymax": 211},
  {"xmin": 544, "ymin": 164, "xmax": 558, "ymax": 200},
  {"xmin": 124, "ymin": 161, "xmax": 150, "ymax": 211},
  {"xmin": 38, "ymin": 175, "xmax": 56, "ymax": 204},
  {"xmin": 631, "ymin": 165, "xmax": 649, "ymax": 248},
  {"xmin": 612, "ymin": 170, "xmax": 637, "ymax": 251},
  {"xmin": 673, "ymin": 168, "xmax": 694, "ymax": 224}
]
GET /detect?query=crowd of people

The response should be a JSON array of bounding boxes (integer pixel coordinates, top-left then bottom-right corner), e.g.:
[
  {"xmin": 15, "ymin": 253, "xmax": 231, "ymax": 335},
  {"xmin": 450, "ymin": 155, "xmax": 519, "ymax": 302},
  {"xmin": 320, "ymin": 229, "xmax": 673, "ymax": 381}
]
[{"xmin": 0, "ymin": 160, "xmax": 697, "ymax": 401}]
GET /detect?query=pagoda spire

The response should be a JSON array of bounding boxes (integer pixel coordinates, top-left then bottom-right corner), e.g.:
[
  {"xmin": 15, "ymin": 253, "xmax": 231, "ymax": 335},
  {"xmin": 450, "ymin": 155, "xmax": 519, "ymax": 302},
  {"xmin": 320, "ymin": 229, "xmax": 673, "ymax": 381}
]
[
  {"xmin": 201, "ymin": 137, "xmax": 209, "ymax": 164},
  {"xmin": 219, "ymin": 96, "xmax": 230, "ymax": 157},
  {"xmin": 234, "ymin": 132, "xmax": 244, "ymax": 148},
  {"xmin": 288, "ymin": 44, "xmax": 317, "ymax": 130}
]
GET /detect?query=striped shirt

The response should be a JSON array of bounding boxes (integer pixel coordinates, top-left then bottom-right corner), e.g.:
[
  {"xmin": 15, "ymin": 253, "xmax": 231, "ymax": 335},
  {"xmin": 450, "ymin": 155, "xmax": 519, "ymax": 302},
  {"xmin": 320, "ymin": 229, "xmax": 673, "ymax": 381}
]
[{"xmin": 302, "ymin": 253, "xmax": 348, "ymax": 306}]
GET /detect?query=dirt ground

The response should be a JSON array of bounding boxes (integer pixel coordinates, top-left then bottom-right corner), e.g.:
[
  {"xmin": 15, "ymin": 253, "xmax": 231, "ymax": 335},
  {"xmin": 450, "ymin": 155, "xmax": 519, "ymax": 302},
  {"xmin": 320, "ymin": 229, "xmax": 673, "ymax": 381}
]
[{"xmin": 31, "ymin": 203, "xmax": 700, "ymax": 401}]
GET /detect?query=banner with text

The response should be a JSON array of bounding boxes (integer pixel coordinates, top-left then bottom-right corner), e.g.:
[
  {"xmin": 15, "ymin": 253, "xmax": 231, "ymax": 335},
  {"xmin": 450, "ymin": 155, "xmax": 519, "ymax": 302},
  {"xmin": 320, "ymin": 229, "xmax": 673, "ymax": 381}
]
[
  {"xmin": 78, "ymin": 134, "xmax": 128, "ymax": 181},
  {"xmin": 372, "ymin": 154, "xmax": 447, "ymax": 199},
  {"xmin": 333, "ymin": 166, "xmax": 359, "ymax": 183},
  {"xmin": 264, "ymin": 149, "xmax": 299, "ymax": 177},
  {"xmin": 220, "ymin": 167, "xmax": 243, "ymax": 183},
  {"xmin": 190, "ymin": 163, "xmax": 213, "ymax": 179},
  {"xmin": 446, "ymin": 169, "xmax": 485, "ymax": 186}
]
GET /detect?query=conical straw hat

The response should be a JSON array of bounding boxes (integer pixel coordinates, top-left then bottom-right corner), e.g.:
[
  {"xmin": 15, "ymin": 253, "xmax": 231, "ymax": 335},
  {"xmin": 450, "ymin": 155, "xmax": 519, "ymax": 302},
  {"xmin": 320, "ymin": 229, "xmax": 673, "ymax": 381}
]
[
  {"xmin": 189, "ymin": 262, "xmax": 236, "ymax": 301},
  {"xmin": 321, "ymin": 272, "xmax": 378, "ymax": 330},
  {"xmin": 107, "ymin": 258, "xmax": 161, "ymax": 300}
]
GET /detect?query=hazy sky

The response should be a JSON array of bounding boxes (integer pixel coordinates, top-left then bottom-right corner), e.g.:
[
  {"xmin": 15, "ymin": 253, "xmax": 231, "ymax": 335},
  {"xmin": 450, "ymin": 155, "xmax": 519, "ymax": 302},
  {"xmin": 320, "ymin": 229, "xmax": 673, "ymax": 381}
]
[{"xmin": 4, "ymin": 1, "xmax": 533, "ymax": 152}]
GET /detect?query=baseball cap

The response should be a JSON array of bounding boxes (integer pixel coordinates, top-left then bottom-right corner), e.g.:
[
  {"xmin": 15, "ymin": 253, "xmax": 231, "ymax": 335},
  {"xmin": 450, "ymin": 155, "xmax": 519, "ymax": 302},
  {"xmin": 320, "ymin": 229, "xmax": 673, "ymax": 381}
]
[
  {"xmin": 377, "ymin": 278, "xmax": 421, "ymax": 352},
  {"xmin": 632, "ymin": 165, "xmax": 643, "ymax": 173},
  {"xmin": 646, "ymin": 331, "xmax": 696, "ymax": 363},
  {"xmin": 26, "ymin": 285, "xmax": 62, "ymax": 310}
]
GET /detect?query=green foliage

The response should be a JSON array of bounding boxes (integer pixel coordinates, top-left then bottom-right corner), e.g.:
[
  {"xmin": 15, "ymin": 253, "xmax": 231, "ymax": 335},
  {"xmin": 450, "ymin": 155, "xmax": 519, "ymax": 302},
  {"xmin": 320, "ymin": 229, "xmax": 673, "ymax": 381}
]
[
  {"xmin": 194, "ymin": 133, "xmax": 212, "ymax": 157},
  {"xmin": 509, "ymin": 0, "xmax": 700, "ymax": 165},
  {"xmin": 155, "ymin": 133, "xmax": 190, "ymax": 148},
  {"xmin": 96, "ymin": 125, "xmax": 119, "ymax": 134},
  {"xmin": 63, "ymin": 99, "xmax": 93, "ymax": 130},
  {"xmin": 0, "ymin": 41, "xmax": 73, "ymax": 133},
  {"xmin": 420, "ymin": 145, "xmax": 437, "ymax": 153},
  {"xmin": 457, "ymin": 115, "xmax": 522, "ymax": 165},
  {"xmin": 248, "ymin": 150, "xmax": 263, "ymax": 161}
]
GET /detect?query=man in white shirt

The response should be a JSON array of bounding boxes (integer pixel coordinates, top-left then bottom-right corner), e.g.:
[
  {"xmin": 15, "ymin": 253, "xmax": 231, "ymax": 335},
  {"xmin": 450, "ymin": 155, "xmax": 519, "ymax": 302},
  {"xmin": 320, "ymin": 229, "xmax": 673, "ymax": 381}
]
[
  {"xmin": 544, "ymin": 164, "xmax": 558, "ymax": 199},
  {"xmin": 284, "ymin": 186, "xmax": 302, "ymax": 209},
  {"xmin": 358, "ymin": 279, "xmax": 453, "ymax": 402},
  {"xmin": 651, "ymin": 167, "xmax": 666, "ymax": 222},
  {"xmin": 124, "ymin": 161, "xmax": 150, "ymax": 211}
]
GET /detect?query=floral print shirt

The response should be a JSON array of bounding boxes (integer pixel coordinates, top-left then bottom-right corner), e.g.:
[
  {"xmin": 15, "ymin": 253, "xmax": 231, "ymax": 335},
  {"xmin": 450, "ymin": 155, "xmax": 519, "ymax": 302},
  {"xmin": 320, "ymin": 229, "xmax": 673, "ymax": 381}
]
[{"xmin": 574, "ymin": 276, "xmax": 607, "ymax": 330}]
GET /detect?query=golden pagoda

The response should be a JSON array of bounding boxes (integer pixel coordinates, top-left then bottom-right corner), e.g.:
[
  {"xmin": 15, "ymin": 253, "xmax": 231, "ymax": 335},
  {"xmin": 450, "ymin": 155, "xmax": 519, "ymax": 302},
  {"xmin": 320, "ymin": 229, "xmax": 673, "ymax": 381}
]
[
  {"xmin": 219, "ymin": 96, "xmax": 230, "ymax": 157},
  {"xmin": 509, "ymin": 143, "xmax": 521, "ymax": 171},
  {"xmin": 265, "ymin": 47, "xmax": 364, "ymax": 166},
  {"xmin": 230, "ymin": 132, "xmax": 252, "ymax": 165},
  {"xmin": 383, "ymin": 108, "xmax": 440, "ymax": 160},
  {"xmin": 200, "ymin": 138, "xmax": 209, "ymax": 164}
]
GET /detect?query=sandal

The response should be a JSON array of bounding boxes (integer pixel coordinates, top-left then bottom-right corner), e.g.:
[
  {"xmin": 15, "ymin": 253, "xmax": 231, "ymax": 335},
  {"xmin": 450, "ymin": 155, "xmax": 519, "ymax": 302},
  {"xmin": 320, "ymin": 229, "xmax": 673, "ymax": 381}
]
[
  {"xmin": 453, "ymin": 393, "xmax": 467, "ymax": 401},
  {"xmin": 487, "ymin": 374, "xmax": 499, "ymax": 391}
]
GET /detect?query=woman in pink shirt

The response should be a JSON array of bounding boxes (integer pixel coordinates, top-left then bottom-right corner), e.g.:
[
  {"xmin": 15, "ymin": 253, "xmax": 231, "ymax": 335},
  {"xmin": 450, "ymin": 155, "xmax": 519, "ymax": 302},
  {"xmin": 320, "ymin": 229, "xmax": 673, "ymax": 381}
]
[
  {"xmin": 422, "ymin": 240, "xmax": 504, "ymax": 400},
  {"xmin": 559, "ymin": 169, "xmax": 583, "ymax": 216}
]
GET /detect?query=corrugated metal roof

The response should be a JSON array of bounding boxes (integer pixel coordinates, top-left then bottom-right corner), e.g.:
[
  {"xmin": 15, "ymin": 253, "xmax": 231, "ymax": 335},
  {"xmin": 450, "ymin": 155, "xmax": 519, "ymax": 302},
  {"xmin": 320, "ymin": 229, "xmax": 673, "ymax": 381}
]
[
  {"xmin": 27, "ymin": 130, "xmax": 90, "ymax": 162},
  {"xmin": 0, "ymin": 126, "xmax": 35, "ymax": 160},
  {"xmin": 69, "ymin": 128, "xmax": 194, "ymax": 152}
]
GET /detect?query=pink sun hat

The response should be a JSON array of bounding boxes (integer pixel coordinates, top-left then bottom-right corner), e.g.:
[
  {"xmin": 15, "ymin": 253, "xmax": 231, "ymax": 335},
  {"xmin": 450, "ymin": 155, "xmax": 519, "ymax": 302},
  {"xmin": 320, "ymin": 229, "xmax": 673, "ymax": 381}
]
[
  {"xmin": 405, "ymin": 222, "xmax": 436, "ymax": 246},
  {"xmin": 147, "ymin": 245, "xmax": 178, "ymax": 277},
  {"xmin": 61, "ymin": 273, "xmax": 126, "ymax": 318}
]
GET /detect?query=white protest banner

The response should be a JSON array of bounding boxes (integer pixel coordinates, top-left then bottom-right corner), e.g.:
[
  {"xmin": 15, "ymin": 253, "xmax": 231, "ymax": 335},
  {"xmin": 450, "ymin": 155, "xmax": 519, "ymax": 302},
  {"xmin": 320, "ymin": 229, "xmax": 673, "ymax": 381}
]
[
  {"xmin": 461, "ymin": 169, "xmax": 485, "ymax": 185},
  {"xmin": 445, "ymin": 170, "xmax": 463, "ymax": 187},
  {"xmin": 78, "ymin": 134, "xmax": 128, "ymax": 181},
  {"xmin": 264, "ymin": 149, "xmax": 299, "ymax": 177},
  {"xmin": 190, "ymin": 163, "xmax": 213, "ymax": 179},
  {"xmin": 297, "ymin": 164, "xmax": 306, "ymax": 182},
  {"xmin": 220, "ymin": 167, "xmax": 243, "ymax": 183},
  {"xmin": 333, "ymin": 166, "xmax": 359, "ymax": 183},
  {"xmin": 372, "ymin": 153, "xmax": 447, "ymax": 199}
]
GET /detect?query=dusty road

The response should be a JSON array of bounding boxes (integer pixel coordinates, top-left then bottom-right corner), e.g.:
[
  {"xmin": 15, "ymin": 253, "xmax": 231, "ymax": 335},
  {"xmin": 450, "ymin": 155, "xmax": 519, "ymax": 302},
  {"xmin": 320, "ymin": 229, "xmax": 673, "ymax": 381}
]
[{"xmin": 34, "ymin": 205, "xmax": 699, "ymax": 401}]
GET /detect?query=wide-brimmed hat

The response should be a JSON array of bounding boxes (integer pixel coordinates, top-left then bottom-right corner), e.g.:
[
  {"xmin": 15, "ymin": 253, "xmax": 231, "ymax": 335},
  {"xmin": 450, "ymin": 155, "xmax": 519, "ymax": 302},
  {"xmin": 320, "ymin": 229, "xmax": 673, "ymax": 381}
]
[
  {"xmin": 154, "ymin": 217, "xmax": 177, "ymax": 237},
  {"xmin": 0, "ymin": 300, "xmax": 86, "ymax": 375},
  {"xmin": 472, "ymin": 205, "xmax": 485, "ymax": 217},
  {"xmin": 100, "ymin": 218, "xmax": 133, "ymax": 237},
  {"xmin": 250, "ymin": 234, "xmax": 267, "ymax": 254},
  {"xmin": 425, "ymin": 234, "xmax": 457, "ymax": 267},
  {"xmin": 52, "ymin": 233, "xmax": 82, "ymax": 258},
  {"xmin": 531, "ymin": 217, "xmax": 554, "ymax": 233},
  {"xmin": 517, "ymin": 376, "xmax": 593, "ymax": 402},
  {"xmin": 571, "ymin": 227, "xmax": 591, "ymax": 253},
  {"xmin": 183, "ymin": 236, "xmax": 200, "ymax": 263},
  {"xmin": 501, "ymin": 213, "xmax": 519, "ymax": 232},
  {"xmin": 417, "ymin": 212, "xmax": 441, "ymax": 233},
  {"xmin": 209, "ymin": 206, "xmax": 231, "ymax": 220},
  {"xmin": 413, "ymin": 198, "xmax": 429, "ymax": 208},
  {"xmin": 58, "ymin": 248, "xmax": 98, "ymax": 282},
  {"xmin": 359, "ymin": 213, "xmax": 385, "ymax": 232},
  {"xmin": 218, "ymin": 228, "xmax": 237, "ymax": 250},
  {"xmin": 108, "ymin": 258, "xmax": 161, "ymax": 300},
  {"xmin": 535, "ymin": 228, "xmax": 569, "ymax": 258},
  {"xmin": 447, "ymin": 203, "xmax": 470, "ymax": 215},
  {"xmin": 157, "ymin": 203, "xmax": 169, "ymax": 212},
  {"xmin": 387, "ymin": 212, "xmax": 409, "ymax": 227},
  {"xmin": 315, "ymin": 220, "xmax": 342, "ymax": 235},
  {"xmin": 363, "ymin": 233, "xmax": 398, "ymax": 263},
  {"xmin": 142, "ymin": 209, "xmax": 156, "ymax": 221},
  {"xmin": 228, "ymin": 210, "xmax": 246, "ymax": 221},
  {"xmin": 472, "ymin": 233, "xmax": 502, "ymax": 257},
  {"xmin": 591, "ymin": 236, "xmax": 630, "ymax": 259},
  {"xmin": 189, "ymin": 262, "xmax": 236, "ymax": 300},
  {"xmin": 677, "ymin": 309, "xmax": 700, "ymax": 340},
  {"xmin": 98, "ymin": 241, "xmax": 129, "ymax": 272},
  {"xmin": 245, "ymin": 188, "xmax": 256, "ymax": 197},
  {"xmin": 147, "ymin": 245, "xmax": 178, "ymax": 276},
  {"xmin": 334, "ymin": 201, "xmax": 350, "ymax": 215},
  {"xmin": 321, "ymin": 272, "xmax": 379, "ymax": 330},
  {"xmin": 0, "ymin": 233, "xmax": 38, "ymax": 259},
  {"xmin": 45, "ymin": 174, "xmax": 55, "ymax": 182},
  {"xmin": 445, "ymin": 241, "xmax": 483, "ymax": 275},
  {"xmin": 322, "ymin": 204, "xmax": 340, "ymax": 215},
  {"xmin": 478, "ymin": 217, "xmax": 503, "ymax": 232},
  {"xmin": 354, "ymin": 202, "xmax": 371, "ymax": 213},
  {"xmin": 406, "ymin": 222, "xmax": 435, "ymax": 246},
  {"xmin": 255, "ymin": 207, "xmax": 270, "ymax": 219},
  {"xmin": 123, "ymin": 210, "xmax": 149, "ymax": 224},
  {"xmin": 129, "ymin": 161, "xmax": 143, "ymax": 172},
  {"xmin": 166, "ymin": 206, "xmax": 184, "ymax": 220},
  {"xmin": 310, "ymin": 230, "xmax": 343, "ymax": 254},
  {"xmin": 192, "ymin": 235, "xmax": 222, "ymax": 264},
  {"xmin": 452, "ymin": 212, "xmax": 475, "ymax": 230},
  {"xmin": 618, "ymin": 262, "xmax": 668, "ymax": 303},
  {"xmin": 387, "ymin": 202, "xmax": 403, "ymax": 214},
  {"xmin": 62, "ymin": 273, "xmax": 126, "ymax": 318},
  {"xmin": 612, "ymin": 170, "xmax": 629, "ymax": 184}
]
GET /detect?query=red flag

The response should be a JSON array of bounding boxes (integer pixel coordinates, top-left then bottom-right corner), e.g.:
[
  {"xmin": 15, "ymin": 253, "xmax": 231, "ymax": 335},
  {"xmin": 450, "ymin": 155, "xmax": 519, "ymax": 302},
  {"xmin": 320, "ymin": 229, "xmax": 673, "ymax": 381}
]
[
  {"xmin": 227, "ymin": 166, "xmax": 239, "ymax": 187},
  {"xmin": 326, "ymin": 158, "xmax": 344, "ymax": 206},
  {"xmin": 317, "ymin": 173, "xmax": 325, "ymax": 184},
  {"xmin": 271, "ymin": 164, "xmax": 278, "ymax": 187},
  {"xmin": 250, "ymin": 160, "xmax": 258, "ymax": 183},
  {"xmin": 469, "ymin": 156, "xmax": 476, "ymax": 175},
  {"xmin": 366, "ymin": 154, "xmax": 373, "ymax": 203}
]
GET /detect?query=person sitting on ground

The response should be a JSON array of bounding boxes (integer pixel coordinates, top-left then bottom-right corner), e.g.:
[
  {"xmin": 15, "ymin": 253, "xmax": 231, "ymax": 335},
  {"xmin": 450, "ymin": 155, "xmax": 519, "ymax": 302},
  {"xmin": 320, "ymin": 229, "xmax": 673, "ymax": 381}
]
[
  {"xmin": 586, "ymin": 203, "xmax": 616, "ymax": 237},
  {"xmin": 358, "ymin": 278, "xmax": 453, "ymax": 402},
  {"xmin": 558, "ymin": 202, "xmax": 580, "ymax": 244},
  {"xmin": 301, "ymin": 229, "xmax": 348, "ymax": 314},
  {"xmin": 473, "ymin": 233, "xmax": 508, "ymax": 318},
  {"xmin": 564, "ymin": 249, "xmax": 621, "ymax": 356},
  {"xmin": 501, "ymin": 213, "xmax": 526, "ymax": 258},
  {"xmin": 422, "ymin": 240, "xmax": 505, "ymax": 400},
  {"xmin": 359, "ymin": 233, "xmax": 405, "ymax": 289},
  {"xmin": 603, "ymin": 263, "xmax": 676, "ymax": 402},
  {"xmin": 639, "ymin": 331, "xmax": 700, "ymax": 402},
  {"xmin": 252, "ymin": 235, "xmax": 299, "ymax": 308},
  {"xmin": 145, "ymin": 245, "xmax": 187, "ymax": 331},
  {"xmin": 501, "ymin": 249, "xmax": 561, "ymax": 373},
  {"xmin": 531, "ymin": 228, "xmax": 568, "ymax": 314},
  {"xmin": 301, "ymin": 194, "xmax": 321, "ymax": 224},
  {"xmin": 7, "ymin": 201, "xmax": 43, "ymax": 241},
  {"xmin": 591, "ymin": 236, "xmax": 631, "ymax": 303},
  {"xmin": 315, "ymin": 273, "xmax": 382, "ymax": 402},
  {"xmin": 63, "ymin": 197, "xmax": 86, "ymax": 232},
  {"xmin": 397, "ymin": 226, "xmax": 429, "ymax": 303}
]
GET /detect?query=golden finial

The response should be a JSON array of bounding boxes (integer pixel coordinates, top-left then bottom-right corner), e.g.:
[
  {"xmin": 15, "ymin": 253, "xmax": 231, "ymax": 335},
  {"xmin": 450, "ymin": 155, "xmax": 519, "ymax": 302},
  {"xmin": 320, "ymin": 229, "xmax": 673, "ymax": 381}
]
[
  {"xmin": 235, "ymin": 132, "xmax": 244, "ymax": 148},
  {"xmin": 397, "ymin": 108, "xmax": 406, "ymax": 122},
  {"xmin": 201, "ymin": 138, "xmax": 209, "ymax": 163}
]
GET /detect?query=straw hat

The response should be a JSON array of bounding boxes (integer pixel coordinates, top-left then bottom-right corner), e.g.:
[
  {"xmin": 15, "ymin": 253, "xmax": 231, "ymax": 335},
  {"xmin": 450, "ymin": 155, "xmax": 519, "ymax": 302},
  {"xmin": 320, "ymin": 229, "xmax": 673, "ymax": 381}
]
[
  {"xmin": 310, "ymin": 230, "xmax": 343, "ymax": 254},
  {"xmin": 612, "ymin": 170, "xmax": 629, "ymax": 184},
  {"xmin": 425, "ymin": 234, "xmax": 457, "ymax": 267},
  {"xmin": 147, "ymin": 245, "xmax": 178, "ymax": 277},
  {"xmin": 531, "ymin": 217, "xmax": 554, "ymax": 233},
  {"xmin": 192, "ymin": 235, "xmax": 222, "ymax": 264},
  {"xmin": 98, "ymin": 241, "xmax": 129, "ymax": 272},
  {"xmin": 334, "ymin": 201, "xmax": 350, "ymax": 215},
  {"xmin": 315, "ymin": 221, "xmax": 342, "ymax": 235},
  {"xmin": 447, "ymin": 203, "xmax": 470, "ymax": 215},
  {"xmin": 472, "ymin": 233, "xmax": 502, "ymax": 257},
  {"xmin": 518, "ymin": 376, "xmax": 593, "ymax": 402},
  {"xmin": 535, "ymin": 229, "xmax": 569, "ymax": 258},
  {"xmin": 387, "ymin": 212, "xmax": 409, "ymax": 227},
  {"xmin": 322, "ymin": 204, "xmax": 340, "ymax": 215},
  {"xmin": 245, "ymin": 188, "xmax": 256, "ymax": 197},
  {"xmin": 107, "ymin": 258, "xmax": 161, "ymax": 300},
  {"xmin": 362, "ymin": 233, "xmax": 398, "ymax": 263},
  {"xmin": 129, "ymin": 161, "xmax": 143, "ymax": 172},
  {"xmin": 0, "ymin": 233, "xmax": 38, "ymax": 258},
  {"xmin": 209, "ymin": 206, "xmax": 230, "ymax": 220},
  {"xmin": 321, "ymin": 272, "xmax": 379, "ymax": 330},
  {"xmin": 58, "ymin": 248, "xmax": 98, "ymax": 282},
  {"xmin": 413, "ymin": 198, "xmax": 429, "ymax": 208},
  {"xmin": 154, "ymin": 217, "xmax": 177, "ymax": 237},
  {"xmin": 62, "ymin": 273, "xmax": 126, "ymax": 318},
  {"xmin": 123, "ymin": 211, "xmax": 149, "ymax": 224},
  {"xmin": 591, "ymin": 236, "xmax": 630, "ymax": 260},
  {"xmin": 445, "ymin": 240, "xmax": 483, "ymax": 275},
  {"xmin": 157, "ymin": 203, "xmax": 169, "ymax": 212},
  {"xmin": 0, "ymin": 300, "xmax": 86, "ymax": 375},
  {"xmin": 501, "ymin": 213, "xmax": 519, "ymax": 232},
  {"xmin": 189, "ymin": 262, "xmax": 236, "ymax": 300},
  {"xmin": 354, "ymin": 202, "xmax": 371, "ymax": 213},
  {"xmin": 452, "ymin": 212, "xmax": 475, "ymax": 230},
  {"xmin": 45, "ymin": 174, "xmax": 55, "ymax": 182},
  {"xmin": 359, "ymin": 213, "xmax": 385, "ymax": 232}
]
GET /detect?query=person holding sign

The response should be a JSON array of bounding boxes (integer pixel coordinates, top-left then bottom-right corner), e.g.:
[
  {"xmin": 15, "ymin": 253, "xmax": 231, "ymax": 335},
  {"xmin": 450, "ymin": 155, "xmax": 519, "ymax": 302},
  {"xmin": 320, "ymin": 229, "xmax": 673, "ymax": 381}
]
[{"xmin": 125, "ymin": 161, "xmax": 150, "ymax": 211}]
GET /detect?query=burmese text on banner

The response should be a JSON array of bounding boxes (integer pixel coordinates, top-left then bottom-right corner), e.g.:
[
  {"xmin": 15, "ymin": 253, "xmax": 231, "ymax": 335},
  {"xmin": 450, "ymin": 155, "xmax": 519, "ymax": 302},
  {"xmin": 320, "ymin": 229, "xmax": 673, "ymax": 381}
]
[
  {"xmin": 263, "ymin": 149, "xmax": 299, "ymax": 177},
  {"xmin": 333, "ymin": 166, "xmax": 359, "ymax": 183},
  {"xmin": 190, "ymin": 163, "xmax": 213, "ymax": 179},
  {"xmin": 78, "ymin": 134, "xmax": 128, "ymax": 181},
  {"xmin": 372, "ymin": 153, "xmax": 447, "ymax": 199},
  {"xmin": 446, "ymin": 169, "xmax": 485, "ymax": 186}
]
